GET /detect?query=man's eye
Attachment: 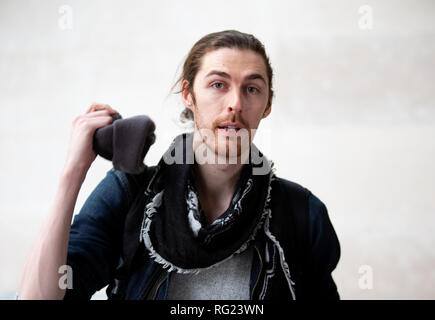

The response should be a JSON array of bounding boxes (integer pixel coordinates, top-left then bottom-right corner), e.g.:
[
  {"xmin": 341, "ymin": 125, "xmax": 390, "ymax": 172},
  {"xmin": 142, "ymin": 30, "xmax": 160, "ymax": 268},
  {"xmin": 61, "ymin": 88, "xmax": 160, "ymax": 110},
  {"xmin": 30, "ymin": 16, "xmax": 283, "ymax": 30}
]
[
  {"xmin": 247, "ymin": 87, "xmax": 259, "ymax": 94},
  {"xmin": 212, "ymin": 82, "xmax": 224, "ymax": 89}
]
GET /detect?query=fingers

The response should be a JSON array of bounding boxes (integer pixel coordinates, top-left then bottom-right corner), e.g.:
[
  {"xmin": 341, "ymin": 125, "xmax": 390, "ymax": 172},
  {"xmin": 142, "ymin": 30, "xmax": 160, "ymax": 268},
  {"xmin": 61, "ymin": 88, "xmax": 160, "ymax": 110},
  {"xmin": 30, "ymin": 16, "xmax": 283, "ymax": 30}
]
[
  {"xmin": 83, "ymin": 109, "xmax": 113, "ymax": 118},
  {"xmin": 72, "ymin": 102, "xmax": 120, "ymax": 135},
  {"xmin": 73, "ymin": 110, "xmax": 114, "ymax": 132},
  {"xmin": 86, "ymin": 115, "xmax": 114, "ymax": 127},
  {"xmin": 86, "ymin": 103, "xmax": 118, "ymax": 115},
  {"xmin": 72, "ymin": 115, "xmax": 113, "ymax": 134}
]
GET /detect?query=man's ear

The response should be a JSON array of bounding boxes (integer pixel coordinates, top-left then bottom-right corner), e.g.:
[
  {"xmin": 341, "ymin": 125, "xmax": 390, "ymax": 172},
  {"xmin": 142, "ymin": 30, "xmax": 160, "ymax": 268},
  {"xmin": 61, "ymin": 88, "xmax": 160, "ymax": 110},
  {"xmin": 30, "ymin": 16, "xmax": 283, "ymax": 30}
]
[
  {"xmin": 262, "ymin": 104, "xmax": 272, "ymax": 119},
  {"xmin": 181, "ymin": 80, "xmax": 194, "ymax": 111},
  {"xmin": 262, "ymin": 94, "xmax": 273, "ymax": 119}
]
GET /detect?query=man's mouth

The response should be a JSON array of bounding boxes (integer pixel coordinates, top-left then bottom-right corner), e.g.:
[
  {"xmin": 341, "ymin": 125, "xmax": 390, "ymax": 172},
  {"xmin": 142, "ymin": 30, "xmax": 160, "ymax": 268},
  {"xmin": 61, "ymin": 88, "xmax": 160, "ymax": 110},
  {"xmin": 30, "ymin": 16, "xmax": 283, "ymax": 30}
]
[
  {"xmin": 216, "ymin": 125, "xmax": 243, "ymax": 137},
  {"xmin": 217, "ymin": 125, "xmax": 241, "ymax": 132}
]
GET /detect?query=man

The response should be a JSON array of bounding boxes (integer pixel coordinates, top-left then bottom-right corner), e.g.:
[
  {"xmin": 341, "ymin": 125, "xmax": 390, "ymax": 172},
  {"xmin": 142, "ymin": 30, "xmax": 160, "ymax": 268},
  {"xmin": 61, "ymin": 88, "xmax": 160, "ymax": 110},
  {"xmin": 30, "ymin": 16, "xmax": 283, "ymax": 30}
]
[{"xmin": 18, "ymin": 30, "xmax": 340, "ymax": 300}]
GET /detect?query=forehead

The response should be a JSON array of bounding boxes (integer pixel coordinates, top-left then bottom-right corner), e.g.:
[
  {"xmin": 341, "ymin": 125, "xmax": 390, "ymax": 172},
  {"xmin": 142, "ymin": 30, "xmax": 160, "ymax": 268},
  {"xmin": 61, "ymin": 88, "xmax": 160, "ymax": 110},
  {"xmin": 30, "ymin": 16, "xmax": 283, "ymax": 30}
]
[{"xmin": 197, "ymin": 48, "xmax": 268, "ymax": 80}]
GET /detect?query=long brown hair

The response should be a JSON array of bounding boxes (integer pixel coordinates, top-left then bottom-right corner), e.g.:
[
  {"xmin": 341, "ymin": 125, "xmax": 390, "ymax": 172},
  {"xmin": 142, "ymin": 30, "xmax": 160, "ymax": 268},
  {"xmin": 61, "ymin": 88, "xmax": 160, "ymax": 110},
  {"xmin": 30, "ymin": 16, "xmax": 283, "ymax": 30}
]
[{"xmin": 171, "ymin": 30, "xmax": 274, "ymax": 123}]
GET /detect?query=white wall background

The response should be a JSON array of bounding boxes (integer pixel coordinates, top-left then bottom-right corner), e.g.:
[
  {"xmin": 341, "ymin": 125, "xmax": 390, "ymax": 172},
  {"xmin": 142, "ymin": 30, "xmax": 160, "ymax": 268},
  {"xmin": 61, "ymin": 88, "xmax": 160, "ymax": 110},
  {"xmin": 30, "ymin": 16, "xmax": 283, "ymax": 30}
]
[{"xmin": 1, "ymin": 0, "xmax": 434, "ymax": 299}]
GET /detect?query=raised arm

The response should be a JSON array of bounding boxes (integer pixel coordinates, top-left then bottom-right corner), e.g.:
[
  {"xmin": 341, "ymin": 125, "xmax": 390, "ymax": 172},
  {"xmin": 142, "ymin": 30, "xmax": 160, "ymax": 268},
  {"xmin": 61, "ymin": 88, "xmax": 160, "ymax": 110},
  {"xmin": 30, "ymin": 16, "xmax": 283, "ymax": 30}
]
[{"xmin": 18, "ymin": 103, "xmax": 118, "ymax": 299}]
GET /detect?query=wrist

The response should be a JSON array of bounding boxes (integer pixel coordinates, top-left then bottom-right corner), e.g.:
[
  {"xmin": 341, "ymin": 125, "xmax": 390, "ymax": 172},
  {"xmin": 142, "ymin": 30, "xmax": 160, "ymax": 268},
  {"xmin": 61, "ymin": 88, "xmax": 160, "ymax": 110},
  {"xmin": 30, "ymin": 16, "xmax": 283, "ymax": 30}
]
[{"xmin": 60, "ymin": 165, "xmax": 87, "ymax": 185}]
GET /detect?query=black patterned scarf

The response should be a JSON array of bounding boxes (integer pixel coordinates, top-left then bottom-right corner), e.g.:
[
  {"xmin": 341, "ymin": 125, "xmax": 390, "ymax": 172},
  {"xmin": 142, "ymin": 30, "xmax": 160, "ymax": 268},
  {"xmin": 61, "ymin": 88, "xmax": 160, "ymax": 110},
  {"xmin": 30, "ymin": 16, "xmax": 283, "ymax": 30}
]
[{"xmin": 139, "ymin": 132, "xmax": 275, "ymax": 273}]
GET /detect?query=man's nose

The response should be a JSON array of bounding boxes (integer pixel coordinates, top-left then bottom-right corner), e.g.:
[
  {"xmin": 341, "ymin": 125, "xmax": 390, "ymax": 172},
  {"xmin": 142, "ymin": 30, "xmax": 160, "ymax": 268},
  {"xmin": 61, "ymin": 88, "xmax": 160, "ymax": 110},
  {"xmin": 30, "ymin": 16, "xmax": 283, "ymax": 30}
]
[{"xmin": 227, "ymin": 88, "xmax": 243, "ymax": 113}]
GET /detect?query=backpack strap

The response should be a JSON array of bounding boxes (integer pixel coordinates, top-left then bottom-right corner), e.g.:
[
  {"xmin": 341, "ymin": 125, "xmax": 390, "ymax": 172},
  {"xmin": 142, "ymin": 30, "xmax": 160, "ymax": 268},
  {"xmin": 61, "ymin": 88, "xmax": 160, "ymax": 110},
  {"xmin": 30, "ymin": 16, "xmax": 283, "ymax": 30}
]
[
  {"xmin": 268, "ymin": 177, "xmax": 310, "ymax": 298},
  {"xmin": 122, "ymin": 165, "xmax": 159, "ymax": 272},
  {"xmin": 107, "ymin": 165, "xmax": 159, "ymax": 299}
]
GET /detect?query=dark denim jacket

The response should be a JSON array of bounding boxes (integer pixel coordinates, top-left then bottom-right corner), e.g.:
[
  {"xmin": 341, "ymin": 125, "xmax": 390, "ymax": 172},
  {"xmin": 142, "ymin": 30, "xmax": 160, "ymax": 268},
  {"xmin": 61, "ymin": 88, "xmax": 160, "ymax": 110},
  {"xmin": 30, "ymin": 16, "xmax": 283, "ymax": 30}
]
[{"xmin": 64, "ymin": 168, "xmax": 341, "ymax": 300}]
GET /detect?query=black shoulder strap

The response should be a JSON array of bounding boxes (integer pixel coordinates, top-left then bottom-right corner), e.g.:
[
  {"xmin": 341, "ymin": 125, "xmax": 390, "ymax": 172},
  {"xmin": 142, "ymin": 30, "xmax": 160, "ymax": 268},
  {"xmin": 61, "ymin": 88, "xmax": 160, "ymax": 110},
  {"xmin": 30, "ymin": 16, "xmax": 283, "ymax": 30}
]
[
  {"xmin": 122, "ymin": 165, "xmax": 159, "ymax": 271},
  {"xmin": 107, "ymin": 165, "xmax": 159, "ymax": 299},
  {"xmin": 269, "ymin": 177, "xmax": 310, "ymax": 294}
]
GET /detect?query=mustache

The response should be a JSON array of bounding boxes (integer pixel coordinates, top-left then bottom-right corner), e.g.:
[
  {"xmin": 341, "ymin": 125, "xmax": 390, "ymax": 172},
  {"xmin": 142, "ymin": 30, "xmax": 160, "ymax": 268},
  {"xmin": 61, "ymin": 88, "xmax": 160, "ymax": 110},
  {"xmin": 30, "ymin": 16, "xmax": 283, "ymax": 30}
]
[{"xmin": 213, "ymin": 117, "xmax": 248, "ymax": 128}]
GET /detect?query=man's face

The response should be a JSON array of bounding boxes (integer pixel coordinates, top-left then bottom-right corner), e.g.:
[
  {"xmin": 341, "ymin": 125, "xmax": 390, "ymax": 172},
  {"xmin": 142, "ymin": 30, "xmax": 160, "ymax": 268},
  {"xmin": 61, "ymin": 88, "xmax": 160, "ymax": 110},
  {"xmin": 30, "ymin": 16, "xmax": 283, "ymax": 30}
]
[{"xmin": 182, "ymin": 48, "xmax": 272, "ymax": 163}]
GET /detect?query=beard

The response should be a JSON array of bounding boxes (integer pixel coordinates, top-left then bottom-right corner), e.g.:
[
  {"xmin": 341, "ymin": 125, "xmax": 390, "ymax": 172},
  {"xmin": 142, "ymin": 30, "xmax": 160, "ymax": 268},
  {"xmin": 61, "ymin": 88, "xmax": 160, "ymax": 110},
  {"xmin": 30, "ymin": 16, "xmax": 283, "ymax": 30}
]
[{"xmin": 192, "ymin": 114, "xmax": 253, "ymax": 165}]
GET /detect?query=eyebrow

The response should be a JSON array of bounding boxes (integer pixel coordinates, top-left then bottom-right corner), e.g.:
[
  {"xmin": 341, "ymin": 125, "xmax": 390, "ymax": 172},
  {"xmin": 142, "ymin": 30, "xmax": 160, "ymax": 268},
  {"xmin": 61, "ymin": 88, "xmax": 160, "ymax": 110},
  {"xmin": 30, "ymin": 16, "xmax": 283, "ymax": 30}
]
[{"xmin": 205, "ymin": 70, "xmax": 267, "ymax": 85}]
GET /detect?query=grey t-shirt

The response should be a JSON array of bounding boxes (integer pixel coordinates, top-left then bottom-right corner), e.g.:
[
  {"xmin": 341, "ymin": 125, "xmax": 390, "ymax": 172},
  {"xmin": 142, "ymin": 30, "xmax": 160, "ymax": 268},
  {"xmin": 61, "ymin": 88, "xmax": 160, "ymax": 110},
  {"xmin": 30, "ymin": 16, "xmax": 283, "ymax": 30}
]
[{"xmin": 167, "ymin": 247, "xmax": 254, "ymax": 300}]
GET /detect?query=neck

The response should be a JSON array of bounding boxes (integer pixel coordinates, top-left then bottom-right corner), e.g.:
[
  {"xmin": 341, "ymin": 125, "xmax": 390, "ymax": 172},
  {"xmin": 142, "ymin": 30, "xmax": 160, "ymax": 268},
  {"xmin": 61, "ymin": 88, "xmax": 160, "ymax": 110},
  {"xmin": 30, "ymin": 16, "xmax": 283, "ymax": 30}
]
[
  {"xmin": 193, "ymin": 161, "xmax": 245, "ymax": 225},
  {"xmin": 190, "ymin": 130, "xmax": 252, "ymax": 225}
]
